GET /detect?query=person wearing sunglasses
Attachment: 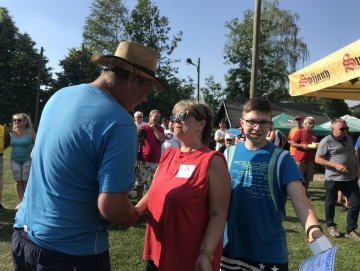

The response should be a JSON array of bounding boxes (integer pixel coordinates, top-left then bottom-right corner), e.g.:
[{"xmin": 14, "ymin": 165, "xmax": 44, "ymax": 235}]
[
  {"xmin": 221, "ymin": 98, "xmax": 325, "ymax": 271},
  {"xmin": 290, "ymin": 116, "xmax": 318, "ymax": 198},
  {"xmin": 0, "ymin": 121, "xmax": 11, "ymax": 212},
  {"xmin": 129, "ymin": 100, "xmax": 231, "ymax": 271},
  {"xmin": 9, "ymin": 113, "xmax": 36, "ymax": 210},
  {"xmin": 315, "ymin": 118, "xmax": 360, "ymax": 241}
]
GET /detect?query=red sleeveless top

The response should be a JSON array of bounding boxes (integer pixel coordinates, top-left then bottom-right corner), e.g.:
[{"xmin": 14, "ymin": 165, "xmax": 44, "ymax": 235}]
[{"xmin": 143, "ymin": 146, "xmax": 225, "ymax": 270}]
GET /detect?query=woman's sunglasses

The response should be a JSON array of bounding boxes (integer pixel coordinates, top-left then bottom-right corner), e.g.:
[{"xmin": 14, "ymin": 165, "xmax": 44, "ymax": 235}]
[
  {"xmin": 13, "ymin": 119, "xmax": 22, "ymax": 122},
  {"xmin": 170, "ymin": 111, "xmax": 190, "ymax": 122}
]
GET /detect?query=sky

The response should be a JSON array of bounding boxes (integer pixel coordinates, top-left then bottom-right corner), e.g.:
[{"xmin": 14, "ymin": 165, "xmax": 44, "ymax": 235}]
[{"xmin": 2, "ymin": 0, "xmax": 360, "ymax": 107}]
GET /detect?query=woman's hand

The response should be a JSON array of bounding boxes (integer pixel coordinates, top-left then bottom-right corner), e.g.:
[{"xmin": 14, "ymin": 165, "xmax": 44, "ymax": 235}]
[{"xmin": 195, "ymin": 255, "xmax": 212, "ymax": 271}]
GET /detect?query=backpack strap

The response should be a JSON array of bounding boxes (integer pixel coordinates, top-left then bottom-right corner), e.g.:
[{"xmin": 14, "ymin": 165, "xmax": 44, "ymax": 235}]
[{"xmin": 268, "ymin": 148, "xmax": 289, "ymax": 211}]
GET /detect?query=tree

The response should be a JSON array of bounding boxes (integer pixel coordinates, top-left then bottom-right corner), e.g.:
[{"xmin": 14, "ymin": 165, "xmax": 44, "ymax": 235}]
[
  {"xmin": 82, "ymin": 0, "xmax": 192, "ymax": 118},
  {"xmin": 0, "ymin": 7, "xmax": 53, "ymax": 125},
  {"xmin": 51, "ymin": 46, "xmax": 101, "ymax": 92},
  {"xmin": 125, "ymin": 0, "xmax": 189, "ymax": 117},
  {"xmin": 83, "ymin": 0, "xmax": 129, "ymax": 54},
  {"xmin": 293, "ymin": 96, "xmax": 350, "ymax": 119},
  {"xmin": 223, "ymin": 0, "xmax": 308, "ymax": 101},
  {"xmin": 201, "ymin": 76, "xmax": 226, "ymax": 114}
]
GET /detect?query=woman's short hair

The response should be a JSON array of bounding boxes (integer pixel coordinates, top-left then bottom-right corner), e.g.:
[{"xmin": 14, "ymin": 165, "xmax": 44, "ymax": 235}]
[
  {"xmin": 172, "ymin": 100, "xmax": 214, "ymax": 146},
  {"xmin": 12, "ymin": 113, "xmax": 32, "ymax": 129}
]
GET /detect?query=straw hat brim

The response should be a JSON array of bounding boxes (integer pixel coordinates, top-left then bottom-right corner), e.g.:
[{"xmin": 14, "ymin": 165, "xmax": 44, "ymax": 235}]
[{"xmin": 90, "ymin": 54, "xmax": 168, "ymax": 91}]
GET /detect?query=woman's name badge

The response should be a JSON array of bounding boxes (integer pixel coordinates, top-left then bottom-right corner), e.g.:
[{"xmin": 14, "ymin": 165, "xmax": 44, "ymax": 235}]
[{"xmin": 176, "ymin": 164, "xmax": 196, "ymax": 178}]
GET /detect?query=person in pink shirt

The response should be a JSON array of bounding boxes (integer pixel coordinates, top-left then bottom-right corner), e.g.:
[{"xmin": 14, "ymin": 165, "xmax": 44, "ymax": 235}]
[{"xmin": 135, "ymin": 109, "xmax": 165, "ymax": 201}]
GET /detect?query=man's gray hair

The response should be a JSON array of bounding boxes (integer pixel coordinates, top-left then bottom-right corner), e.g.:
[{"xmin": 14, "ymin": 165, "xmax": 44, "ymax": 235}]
[
  {"xmin": 304, "ymin": 116, "xmax": 315, "ymax": 123},
  {"xmin": 331, "ymin": 118, "xmax": 346, "ymax": 128},
  {"xmin": 134, "ymin": 111, "xmax": 143, "ymax": 117}
]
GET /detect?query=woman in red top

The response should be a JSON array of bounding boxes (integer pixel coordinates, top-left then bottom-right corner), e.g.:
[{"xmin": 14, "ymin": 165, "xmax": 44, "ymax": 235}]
[{"xmin": 127, "ymin": 100, "xmax": 231, "ymax": 271}]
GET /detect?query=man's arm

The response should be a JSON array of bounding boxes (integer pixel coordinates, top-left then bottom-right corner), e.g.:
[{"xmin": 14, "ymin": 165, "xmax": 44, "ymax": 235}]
[
  {"xmin": 286, "ymin": 180, "xmax": 324, "ymax": 242},
  {"xmin": 149, "ymin": 123, "xmax": 165, "ymax": 143},
  {"xmin": 98, "ymin": 192, "xmax": 138, "ymax": 225},
  {"xmin": 4, "ymin": 124, "xmax": 10, "ymax": 149},
  {"xmin": 315, "ymin": 154, "xmax": 348, "ymax": 173}
]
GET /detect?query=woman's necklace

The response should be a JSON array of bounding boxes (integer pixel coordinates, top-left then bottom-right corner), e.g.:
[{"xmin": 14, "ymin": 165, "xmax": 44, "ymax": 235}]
[{"xmin": 90, "ymin": 83, "xmax": 115, "ymax": 100}]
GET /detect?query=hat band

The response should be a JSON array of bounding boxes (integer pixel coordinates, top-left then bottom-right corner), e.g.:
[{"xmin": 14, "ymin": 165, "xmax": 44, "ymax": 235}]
[{"xmin": 118, "ymin": 57, "xmax": 155, "ymax": 77}]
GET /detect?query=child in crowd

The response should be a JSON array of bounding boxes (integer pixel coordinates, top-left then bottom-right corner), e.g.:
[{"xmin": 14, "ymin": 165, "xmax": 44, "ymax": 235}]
[{"xmin": 221, "ymin": 97, "xmax": 327, "ymax": 271}]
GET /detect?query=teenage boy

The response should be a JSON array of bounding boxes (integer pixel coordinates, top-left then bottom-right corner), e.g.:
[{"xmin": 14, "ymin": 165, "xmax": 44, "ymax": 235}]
[{"xmin": 221, "ymin": 98, "xmax": 326, "ymax": 271}]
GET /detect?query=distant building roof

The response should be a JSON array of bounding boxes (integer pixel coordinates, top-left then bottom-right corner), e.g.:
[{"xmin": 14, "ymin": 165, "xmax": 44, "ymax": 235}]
[{"xmin": 215, "ymin": 100, "xmax": 331, "ymax": 128}]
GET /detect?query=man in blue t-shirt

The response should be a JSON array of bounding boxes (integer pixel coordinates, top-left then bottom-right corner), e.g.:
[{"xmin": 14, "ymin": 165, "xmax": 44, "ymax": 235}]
[
  {"xmin": 11, "ymin": 41, "xmax": 168, "ymax": 271},
  {"xmin": 221, "ymin": 98, "xmax": 327, "ymax": 271}
]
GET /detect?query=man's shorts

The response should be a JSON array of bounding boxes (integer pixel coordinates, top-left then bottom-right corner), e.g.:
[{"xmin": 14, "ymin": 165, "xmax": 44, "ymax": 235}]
[
  {"xmin": 220, "ymin": 254, "xmax": 288, "ymax": 271},
  {"xmin": 296, "ymin": 161, "xmax": 314, "ymax": 183},
  {"xmin": 12, "ymin": 228, "xmax": 111, "ymax": 271},
  {"xmin": 10, "ymin": 160, "xmax": 31, "ymax": 181},
  {"xmin": 135, "ymin": 161, "xmax": 158, "ymax": 186}
]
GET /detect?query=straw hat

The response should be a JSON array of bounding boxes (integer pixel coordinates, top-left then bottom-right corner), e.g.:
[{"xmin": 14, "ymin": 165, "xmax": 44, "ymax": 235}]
[{"xmin": 90, "ymin": 41, "xmax": 168, "ymax": 91}]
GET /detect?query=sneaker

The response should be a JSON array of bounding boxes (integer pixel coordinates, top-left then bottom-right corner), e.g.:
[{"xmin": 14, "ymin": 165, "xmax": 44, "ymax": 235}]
[
  {"xmin": 15, "ymin": 204, "xmax": 21, "ymax": 210},
  {"xmin": 328, "ymin": 226, "xmax": 340, "ymax": 238},
  {"xmin": 0, "ymin": 203, "xmax": 5, "ymax": 212},
  {"xmin": 345, "ymin": 231, "xmax": 360, "ymax": 242}
]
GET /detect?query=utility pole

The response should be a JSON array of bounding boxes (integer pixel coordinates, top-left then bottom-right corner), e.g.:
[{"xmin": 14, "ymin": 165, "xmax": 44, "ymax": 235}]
[
  {"xmin": 34, "ymin": 47, "xmax": 43, "ymax": 132},
  {"xmin": 250, "ymin": 0, "xmax": 261, "ymax": 98}
]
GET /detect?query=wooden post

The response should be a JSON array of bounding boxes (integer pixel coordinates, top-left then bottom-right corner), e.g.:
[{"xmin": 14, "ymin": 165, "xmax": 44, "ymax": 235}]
[
  {"xmin": 34, "ymin": 47, "xmax": 43, "ymax": 132},
  {"xmin": 249, "ymin": 0, "xmax": 261, "ymax": 98}
]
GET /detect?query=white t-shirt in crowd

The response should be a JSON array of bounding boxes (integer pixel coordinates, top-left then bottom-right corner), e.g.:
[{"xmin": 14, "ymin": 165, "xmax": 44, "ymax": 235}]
[
  {"xmin": 161, "ymin": 130, "xmax": 181, "ymax": 155},
  {"xmin": 214, "ymin": 129, "xmax": 230, "ymax": 151}
]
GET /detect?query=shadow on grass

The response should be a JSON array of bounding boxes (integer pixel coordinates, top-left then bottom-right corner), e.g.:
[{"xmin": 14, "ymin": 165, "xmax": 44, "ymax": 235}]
[
  {"xmin": 108, "ymin": 213, "xmax": 147, "ymax": 232},
  {"xmin": 0, "ymin": 210, "xmax": 16, "ymax": 242},
  {"xmin": 285, "ymin": 215, "xmax": 326, "ymax": 225}
]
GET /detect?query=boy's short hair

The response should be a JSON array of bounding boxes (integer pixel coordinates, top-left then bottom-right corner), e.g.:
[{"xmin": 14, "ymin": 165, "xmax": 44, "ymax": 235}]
[
  {"xmin": 242, "ymin": 97, "xmax": 272, "ymax": 118},
  {"xmin": 137, "ymin": 128, "xmax": 147, "ymax": 139}
]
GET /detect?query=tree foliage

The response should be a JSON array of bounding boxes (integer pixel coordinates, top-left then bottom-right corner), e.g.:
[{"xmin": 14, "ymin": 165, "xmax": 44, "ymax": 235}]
[
  {"xmin": 0, "ymin": 7, "xmax": 53, "ymax": 125},
  {"xmin": 223, "ymin": 0, "xmax": 309, "ymax": 102},
  {"xmin": 201, "ymin": 76, "xmax": 226, "ymax": 114},
  {"xmin": 292, "ymin": 96, "xmax": 350, "ymax": 119},
  {"xmin": 52, "ymin": 46, "xmax": 101, "ymax": 92},
  {"xmin": 82, "ymin": 0, "xmax": 129, "ymax": 54}
]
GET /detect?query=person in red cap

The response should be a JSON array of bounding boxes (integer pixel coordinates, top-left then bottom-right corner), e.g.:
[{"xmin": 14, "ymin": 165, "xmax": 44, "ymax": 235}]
[{"xmin": 288, "ymin": 115, "xmax": 303, "ymax": 156}]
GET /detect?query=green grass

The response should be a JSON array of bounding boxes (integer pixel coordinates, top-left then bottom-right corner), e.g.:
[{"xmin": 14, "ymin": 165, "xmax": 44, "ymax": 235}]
[{"xmin": 1, "ymin": 147, "xmax": 359, "ymax": 270}]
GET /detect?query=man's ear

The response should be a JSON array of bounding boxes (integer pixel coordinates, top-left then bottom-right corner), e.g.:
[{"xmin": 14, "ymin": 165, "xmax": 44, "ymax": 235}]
[{"xmin": 127, "ymin": 73, "xmax": 137, "ymax": 89}]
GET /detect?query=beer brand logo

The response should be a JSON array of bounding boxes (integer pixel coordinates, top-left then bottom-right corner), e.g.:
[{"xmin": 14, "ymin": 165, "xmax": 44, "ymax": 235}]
[
  {"xmin": 279, "ymin": 120, "xmax": 296, "ymax": 127},
  {"xmin": 298, "ymin": 70, "xmax": 331, "ymax": 88},
  {"xmin": 343, "ymin": 53, "xmax": 360, "ymax": 72}
]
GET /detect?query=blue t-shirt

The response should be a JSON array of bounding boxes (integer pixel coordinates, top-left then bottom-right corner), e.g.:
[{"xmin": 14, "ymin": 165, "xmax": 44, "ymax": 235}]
[
  {"xmin": 223, "ymin": 142, "xmax": 303, "ymax": 263},
  {"xmin": 14, "ymin": 84, "xmax": 137, "ymax": 255},
  {"xmin": 355, "ymin": 136, "xmax": 360, "ymax": 149}
]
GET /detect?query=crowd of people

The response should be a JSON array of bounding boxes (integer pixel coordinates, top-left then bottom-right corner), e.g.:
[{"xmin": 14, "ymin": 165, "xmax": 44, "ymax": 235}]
[{"xmin": 0, "ymin": 40, "xmax": 358, "ymax": 271}]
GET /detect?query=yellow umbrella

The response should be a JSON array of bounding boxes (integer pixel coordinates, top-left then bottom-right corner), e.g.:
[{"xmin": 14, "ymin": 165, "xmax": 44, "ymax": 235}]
[{"xmin": 289, "ymin": 39, "xmax": 360, "ymax": 100}]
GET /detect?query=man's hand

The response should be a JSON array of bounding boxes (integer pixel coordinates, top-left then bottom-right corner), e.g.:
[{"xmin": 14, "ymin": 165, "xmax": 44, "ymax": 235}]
[
  {"xmin": 149, "ymin": 122, "xmax": 156, "ymax": 130},
  {"xmin": 334, "ymin": 163, "xmax": 348, "ymax": 173}
]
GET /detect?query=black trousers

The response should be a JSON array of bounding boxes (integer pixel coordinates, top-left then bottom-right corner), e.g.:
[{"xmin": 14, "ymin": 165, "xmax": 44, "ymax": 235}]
[
  {"xmin": 12, "ymin": 228, "xmax": 111, "ymax": 271},
  {"xmin": 324, "ymin": 180, "xmax": 360, "ymax": 233}
]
